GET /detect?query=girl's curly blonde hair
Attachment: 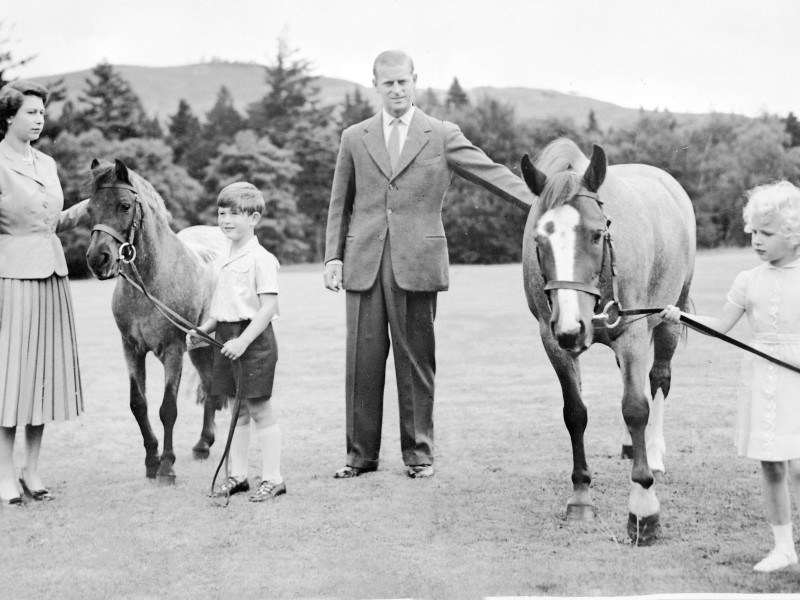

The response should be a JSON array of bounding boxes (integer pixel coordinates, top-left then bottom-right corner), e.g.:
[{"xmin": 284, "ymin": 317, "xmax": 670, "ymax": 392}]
[{"xmin": 743, "ymin": 181, "xmax": 800, "ymax": 248}]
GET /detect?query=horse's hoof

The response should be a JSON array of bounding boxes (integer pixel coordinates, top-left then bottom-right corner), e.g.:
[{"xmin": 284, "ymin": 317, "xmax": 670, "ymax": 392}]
[
  {"xmin": 145, "ymin": 466, "xmax": 158, "ymax": 479},
  {"xmin": 620, "ymin": 445, "xmax": 634, "ymax": 459},
  {"xmin": 653, "ymin": 470, "xmax": 666, "ymax": 485},
  {"xmin": 566, "ymin": 503, "xmax": 596, "ymax": 521},
  {"xmin": 627, "ymin": 512, "xmax": 660, "ymax": 546}
]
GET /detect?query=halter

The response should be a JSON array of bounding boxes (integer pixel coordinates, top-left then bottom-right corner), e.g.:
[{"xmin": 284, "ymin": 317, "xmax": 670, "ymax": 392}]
[
  {"xmin": 537, "ymin": 190, "xmax": 624, "ymax": 328},
  {"xmin": 91, "ymin": 183, "xmax": 142, "ymax": 264}
]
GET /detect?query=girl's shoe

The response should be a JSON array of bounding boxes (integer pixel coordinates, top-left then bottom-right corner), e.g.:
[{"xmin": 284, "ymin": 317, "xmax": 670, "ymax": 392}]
[
  {"xmin": 249, "ymin": 480, "xmax": 286, "ymax": 502},
  {"xmin": 0, "ymin": 495, "xmax": 23, "ymax": 507},
  {"xmin": 211, "ymin": 476, "xmax": 249, "ymax": 497},
  {"xmin": 753, "ymin": 548, "xmax": 799, "ymax": 572}
]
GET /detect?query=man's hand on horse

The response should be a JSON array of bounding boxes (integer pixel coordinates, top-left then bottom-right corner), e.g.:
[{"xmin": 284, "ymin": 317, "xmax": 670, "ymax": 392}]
[
  {"xmin": 221, "ymin": 337, "xmax": 249, "ymax": 360},
  {"xmin": 324, "ymin": 262, "xmax": 343, "ymax": 292}
]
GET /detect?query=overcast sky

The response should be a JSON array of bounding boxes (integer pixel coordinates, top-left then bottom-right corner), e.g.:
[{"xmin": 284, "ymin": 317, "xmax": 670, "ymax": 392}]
[{"xmin": 4, "ymin": 0, "xmax": 799, "ymax": 117}]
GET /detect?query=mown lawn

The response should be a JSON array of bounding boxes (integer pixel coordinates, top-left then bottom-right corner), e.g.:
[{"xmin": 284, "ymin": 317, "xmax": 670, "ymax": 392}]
[{"xmin": 3, "ymin": 247, "xmax": 799, "ymax": 598}]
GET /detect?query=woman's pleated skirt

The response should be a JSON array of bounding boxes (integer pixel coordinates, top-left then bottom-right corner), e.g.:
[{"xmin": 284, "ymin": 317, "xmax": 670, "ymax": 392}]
[{"xmin": 0, "ymin": 275, "xmax": 83, "ymax": 426}]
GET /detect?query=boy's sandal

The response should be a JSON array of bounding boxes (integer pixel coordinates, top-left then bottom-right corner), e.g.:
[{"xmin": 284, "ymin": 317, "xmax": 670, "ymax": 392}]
[
  {"xmin": 249, "ymin": 480, "xmax": 286, "ymax": 502},
  {"xmin": 211, "ymin": 476, "xmax": 250, "ymax": 497}
]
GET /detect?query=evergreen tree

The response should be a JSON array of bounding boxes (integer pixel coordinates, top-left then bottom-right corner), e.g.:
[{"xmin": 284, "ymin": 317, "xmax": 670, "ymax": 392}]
[
  {"xmin": 782, "ymin": 112, "xmax": 800, "ymax": 148},
  {"xmin": 586, "ymin": 110, "xmax": 599, "ymax": 133},
  {"xmin": 418, "ymin": 87, "xmax": 442, "ymax": 116},
  {"xmin": 168, "ymin": 99, "xmax": 202, "ymax": 165},
  {"xmin": 0, "ymin": 21, "xmax": 34, "ymax": 89},
  {"xmin": 445, "ymin": 77, "xmax": 469, "ymax": 109},
  {"xmin": 339, "ymin": 87, "xmax": 374, "ymax": 130},
  {"xmin": 79, "ymin": 62, "xmax": 150, "ymax": 140},
  {"xmin": 204, "ymin": 86, "xmax": 245, "ymax": 142}
]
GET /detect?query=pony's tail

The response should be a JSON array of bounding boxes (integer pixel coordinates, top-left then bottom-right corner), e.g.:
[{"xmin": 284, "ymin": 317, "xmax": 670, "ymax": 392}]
[{"xmin": 179, "ymin": 358, "xmax": 203, "ymax": 405}]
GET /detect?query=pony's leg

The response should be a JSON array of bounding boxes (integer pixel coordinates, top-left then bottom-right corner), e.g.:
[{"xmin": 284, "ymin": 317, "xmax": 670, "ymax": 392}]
[
  {"xmin": 189, "ymin": 345, "xmax": 216, "ymax": 460},
  {"xmin": 154, "ymin": 345, "xmax": 183, "ymax": 484},
  {"xmin": 616, "ymin": 340, "xmax": 661, "ymax": 545},
  {"xmin": 123, "ymin": 344, "xmax": 160, "ymax": 479},
  {"xmin": 614, "ymin": 354, "xmax": 634, "ymax": 459},
  {"xmin": 646, "ymin": 321, "xmax": 679, "ymax": 481},
  {"xmin": 541, "ymin": 328, "xmax": 594, "ymax": 520}
]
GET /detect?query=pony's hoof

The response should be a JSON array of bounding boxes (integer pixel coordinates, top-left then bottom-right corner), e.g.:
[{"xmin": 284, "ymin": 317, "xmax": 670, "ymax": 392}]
[
  {"xmin": 620, "ymin": 445, "xmax": 634, "ymax": 459},
  {"xmin": 145, "ymin": 466, "xmax": 158, "ymax": 479},
  {"xmin": 157, "ymin": 474, "xmax": 176, "ymax": 486},
  {"xmin": 192, "ymin": 444, "xmax": 210, "ymax": 460},
  {"xmin": 627, "ymin": 512, "xmax": 660, "ymax": 546},
  {"xmin": 653, "ymin": 470, "xmax": 666, "ymax": 484},
  {"xmin": 566, "ymin": 503, "xmax": 596, "ymax": 521}
]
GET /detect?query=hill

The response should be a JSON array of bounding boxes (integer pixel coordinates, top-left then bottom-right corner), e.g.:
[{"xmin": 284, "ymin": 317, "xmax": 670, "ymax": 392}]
[{"xmin": 33, "ymin": 61, "xmax": 702, "ymax": 131}]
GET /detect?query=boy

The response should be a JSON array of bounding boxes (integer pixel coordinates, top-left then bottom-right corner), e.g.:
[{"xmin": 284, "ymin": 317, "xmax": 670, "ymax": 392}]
[{"xmin": 188, "ymin": 182, "xmax": 285, "ymax": 501}]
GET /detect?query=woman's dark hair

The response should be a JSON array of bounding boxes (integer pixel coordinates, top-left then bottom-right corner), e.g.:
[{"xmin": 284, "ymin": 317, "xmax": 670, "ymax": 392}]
[{"xmin": 0, "ymin": 80, "xmax": 49, "ymax": 136}]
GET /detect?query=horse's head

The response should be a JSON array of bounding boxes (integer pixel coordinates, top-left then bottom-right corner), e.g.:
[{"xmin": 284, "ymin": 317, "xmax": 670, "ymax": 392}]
[
  {"xmin": 85, "ymin": 158, "xmax": 142, "ymax": 280},
  {"xmin": 521, "ymin": 144, "xmax": 608, "ymax": 354}
]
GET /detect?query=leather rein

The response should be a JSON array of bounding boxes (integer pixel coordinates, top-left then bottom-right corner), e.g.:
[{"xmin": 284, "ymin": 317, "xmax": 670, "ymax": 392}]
[
  {"xmin": 91, "ymin": 183, "xmax": 243, "ymax": 505},
  {"xmin": 537, "ymin": 190, "xmax": 800, "ymax": 375}
]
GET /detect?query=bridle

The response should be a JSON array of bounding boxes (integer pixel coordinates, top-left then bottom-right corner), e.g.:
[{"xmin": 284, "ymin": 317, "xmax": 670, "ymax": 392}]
[
  {"xmin": 538, "ymin": 190, "xmax": 625, "ymax": 328},
  {"xmin": 91, "ymin": 183, "xmax": 143, "ymax": 264}
]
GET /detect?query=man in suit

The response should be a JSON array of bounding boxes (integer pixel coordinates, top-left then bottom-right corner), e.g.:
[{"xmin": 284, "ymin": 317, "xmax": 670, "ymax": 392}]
[{"xmin": 324, "ymin": 50, "xmax": 534, "ymax": 479}]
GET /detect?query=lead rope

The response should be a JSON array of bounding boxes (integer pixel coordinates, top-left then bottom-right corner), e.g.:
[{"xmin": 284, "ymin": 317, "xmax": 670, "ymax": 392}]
[{"xmin": 119, "ymin": 259, "xmax": 243, "ymax": 507}]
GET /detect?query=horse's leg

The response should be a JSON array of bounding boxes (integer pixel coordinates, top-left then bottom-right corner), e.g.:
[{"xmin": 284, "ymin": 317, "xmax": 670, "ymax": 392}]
[
  {"xmin": 154, "ymin": 345, "xmax": 183, "ymax": 485},
  {"xmin": 616, "ymin": 339, "xmax": 661, "ymax": 545},
  {"xmin": 189, "ymin": 345, "xmax": 216, "ymax": 460},
  {"xmin": 541, "ymin": 329, "xmax": 594, "ymax": 520},
  {"xmin": 646, "ymin": 321, "xmax": 679, "ymax": 482},
  {"xmin": 613, "ymin": 354, "xmax": 636, "ymax": 459},
  {"xmin": 123, "ymin": 344, "xmax": 160, "ymax": 479}
]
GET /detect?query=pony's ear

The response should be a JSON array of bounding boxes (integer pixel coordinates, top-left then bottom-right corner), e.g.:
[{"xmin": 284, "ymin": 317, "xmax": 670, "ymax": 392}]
[
  {"xmin": 583, "ymin": 144, "xmax": 606, "ymax": 193},
  {"xmin": 520, "ymin": 153, "xmax": 547, "ymax": 196},
  {"xmin": 90, "ymin": 158, "xmax": 100, "ymax": 170},
  {"xmin": 114, "ymin": 158, "xmax": 131, "ymax": 184}
]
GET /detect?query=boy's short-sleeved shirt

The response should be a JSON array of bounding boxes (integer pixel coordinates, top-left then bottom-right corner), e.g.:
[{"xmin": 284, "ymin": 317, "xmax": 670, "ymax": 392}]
[{"xmin": 209, "ymin": 235, "xmax": 280, "ymax": 322}]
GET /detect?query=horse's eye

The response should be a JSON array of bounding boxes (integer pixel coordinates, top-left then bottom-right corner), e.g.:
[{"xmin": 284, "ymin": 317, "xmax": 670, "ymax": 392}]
[
  {"xmin": 120, "ymin": 203, "xmax": 131, "ymax": 212},
  {"xmin": 592, "ymin": 230, "xmax": 604, "ymax": 244}
]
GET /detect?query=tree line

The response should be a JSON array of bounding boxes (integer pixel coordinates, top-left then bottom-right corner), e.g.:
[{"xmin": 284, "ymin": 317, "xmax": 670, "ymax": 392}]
[{"xmin": 4, "ymin": 34, "xmax": 800, "ymax": 278}]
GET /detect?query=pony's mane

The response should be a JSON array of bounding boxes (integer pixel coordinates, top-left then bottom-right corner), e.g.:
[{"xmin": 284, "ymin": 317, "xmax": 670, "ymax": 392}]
[
  {"xmin": 89, "ymin": 162, "xmax": 172, "ymax": 224},
  {"xmin": 535, "ymin": 138, "xmax": 591, "ymax": 210}
]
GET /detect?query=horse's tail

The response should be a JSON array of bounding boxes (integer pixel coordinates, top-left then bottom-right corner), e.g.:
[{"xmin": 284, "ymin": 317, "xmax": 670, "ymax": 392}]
[
  {"xmin": 678, "ymin": 295, "xmax": 695, "ymax": 345},
  {"xmin": 179, "ymin": 358, "xmax": 203, "ymax": 405}
]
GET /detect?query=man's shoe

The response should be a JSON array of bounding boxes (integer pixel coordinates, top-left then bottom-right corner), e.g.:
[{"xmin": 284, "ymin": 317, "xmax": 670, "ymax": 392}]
[
  {"xmin": 406, "ymin": 464, "xmax": 434, "ymax": 479},
  {"xmin": 333, "ymin": 466, "xmax": 376, "ymax": 479},
  {"xmin": 753, "ymin": 548, "xmax": 799, "ymax": 572},
  {"xmin": 211, "ymin": 476, "xmax": 250, "ymax": 497},
  {"xmin": 249, "ymin": 480, "xmax": 287, "ymax": 502}
]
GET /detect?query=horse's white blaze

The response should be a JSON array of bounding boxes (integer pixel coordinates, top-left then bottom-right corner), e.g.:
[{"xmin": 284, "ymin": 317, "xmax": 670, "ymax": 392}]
[
  {"xmin": 537, "ymin": 206, "xmax": 582, "ymax": 333},
  {"xmin": 628, "ymin": 482, "xmax": 660, "ymax": 517},
  {"xmin": 646, "ymin": 389, "xmax": 666, "ymax": 473}
]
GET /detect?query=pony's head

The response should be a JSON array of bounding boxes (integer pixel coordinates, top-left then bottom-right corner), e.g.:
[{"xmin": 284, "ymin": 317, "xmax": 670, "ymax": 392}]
[
  {"xmin": 521, "ymin": 141, "xmax": 608, "ymax": 354},
  {"xmin": 85, "ymin": 158, "xmax": 143, "ymax": 279}
]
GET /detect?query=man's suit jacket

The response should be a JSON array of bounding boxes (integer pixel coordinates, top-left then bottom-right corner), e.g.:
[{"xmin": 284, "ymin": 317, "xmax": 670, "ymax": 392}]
[
  {"xmin": 325, "ymin": 108, "xmax": 533, "ymax": 292},
  {"xmin": 0, "ymin": 139, "xmax": 88, "ymax": 279}
]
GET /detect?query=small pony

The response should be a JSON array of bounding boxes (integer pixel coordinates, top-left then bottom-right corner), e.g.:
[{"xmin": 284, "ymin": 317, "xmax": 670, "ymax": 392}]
[
  {"xmin": 520, "ymin": 139, "xmax": 695, "ymax": 544},
  {"xmin": 85, "ymin": 158, "xmax": 227, "ymax": 483}
]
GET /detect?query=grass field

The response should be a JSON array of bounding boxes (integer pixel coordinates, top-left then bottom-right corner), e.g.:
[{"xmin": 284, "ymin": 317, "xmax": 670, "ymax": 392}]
[{"xmin": 3, "ymin": 247, "xmax": 800, "ymax": 598}]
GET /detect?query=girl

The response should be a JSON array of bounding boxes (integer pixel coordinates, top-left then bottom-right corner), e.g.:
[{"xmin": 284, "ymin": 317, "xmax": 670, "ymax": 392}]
[{"xmin": 662, "ymin": 181, "xmax": 800, "ymax": 572}]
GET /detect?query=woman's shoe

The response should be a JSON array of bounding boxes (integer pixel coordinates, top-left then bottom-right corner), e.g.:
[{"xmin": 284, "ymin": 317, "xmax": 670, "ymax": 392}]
[
  {"xmin": 19, "ymin": 478, "xmax": 53, "ymax": 501},
  {"xmin": 753, "ymin": 548, "xmax": 799, "ymax": 572},
  {"xmin": 249, "ymin": 480, "xmax": 286, "ymax": 502},
  {"xmin": 1, "ymin": 495, "xmax": 24, "ymax": 506}
]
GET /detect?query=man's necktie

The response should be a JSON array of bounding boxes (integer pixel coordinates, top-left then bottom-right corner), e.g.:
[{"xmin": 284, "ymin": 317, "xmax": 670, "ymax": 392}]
[{"xmin": 388, "ymin": 118, "xmax": 400, "ymax": 172}]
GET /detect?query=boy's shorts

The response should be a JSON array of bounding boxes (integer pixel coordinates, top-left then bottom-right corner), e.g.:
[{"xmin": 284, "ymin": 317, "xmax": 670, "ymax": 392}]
[{"xmin": 210, "ymin": 321, "xmax": 278, "ymax": 399}]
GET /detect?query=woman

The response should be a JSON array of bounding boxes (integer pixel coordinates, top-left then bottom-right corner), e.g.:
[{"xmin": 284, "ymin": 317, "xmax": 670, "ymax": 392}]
[{"xmin": 0, "ymin": 80, "xmax": 88, "ymax": 505}]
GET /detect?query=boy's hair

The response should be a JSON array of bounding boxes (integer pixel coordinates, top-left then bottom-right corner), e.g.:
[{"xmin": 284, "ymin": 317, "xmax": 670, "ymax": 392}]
[
  {"xmin": 217, "ymin": 182, "xmax": 266, "ymax": 215},
  {"xmin": 743, "ymin": 181, "xmax": 800, "ymax": 248},
  {"xmin": 0, "ymin": 80, "xmax": 49, "ymax": 136}
]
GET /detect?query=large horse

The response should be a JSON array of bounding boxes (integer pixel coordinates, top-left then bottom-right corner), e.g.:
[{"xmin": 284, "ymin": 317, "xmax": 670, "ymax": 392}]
[
  {"xmin": 519, "ymin": 139, "xmax": 695, "ymax": 544},
  {"xmin": 85, "ymin": 159, "xmax": 227, "ymax": 483}
]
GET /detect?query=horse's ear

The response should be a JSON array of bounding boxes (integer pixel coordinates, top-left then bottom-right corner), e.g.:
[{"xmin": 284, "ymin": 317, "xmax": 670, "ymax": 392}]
[
  {"xmin": 583, "ymin": 144, "xmax": 607, "ymax": 193},
  {"xmin": 90, "ymin": 158, "xmax": 100, "ymax": 170},
  {"xmin": 114, "ymin": 158, "xmax": 131, "ymax": 184},
  {"xmin": 520, "ymin": 153, "xmax": 547, "ymax": 196}
]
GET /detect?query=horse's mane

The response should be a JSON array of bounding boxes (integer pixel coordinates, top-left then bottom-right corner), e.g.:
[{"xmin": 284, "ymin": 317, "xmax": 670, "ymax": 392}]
[
  {"xmin": 534, "ymin": 138, "xmax": 591, "ymax": 211},
  {"xmin": 89, "ymin": 162, "xmax": 173, "ymax": 224}
]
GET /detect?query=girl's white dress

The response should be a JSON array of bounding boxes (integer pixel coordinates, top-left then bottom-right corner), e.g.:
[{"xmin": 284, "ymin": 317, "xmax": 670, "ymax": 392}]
[{"xmin": 728, "ymin": 258, "xmax": 800, "ymax": 461}]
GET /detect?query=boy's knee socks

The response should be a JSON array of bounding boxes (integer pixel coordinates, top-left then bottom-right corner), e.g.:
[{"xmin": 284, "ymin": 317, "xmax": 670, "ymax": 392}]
[
  {"xmin": 257, "ymin": 423, "xmax": 282, "ymax": 483},
  {"xmin": 230, "ymin": 422, "xmax": 251, "ymax": 480}
]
